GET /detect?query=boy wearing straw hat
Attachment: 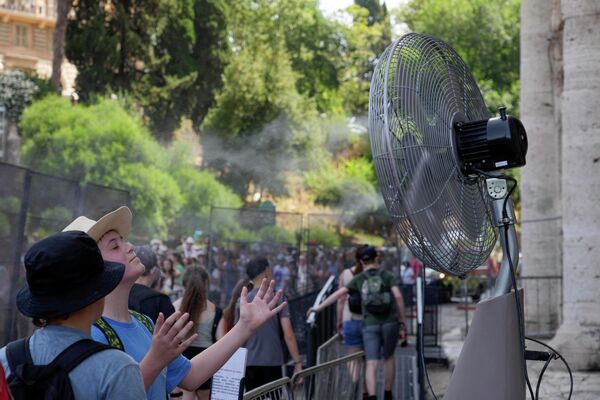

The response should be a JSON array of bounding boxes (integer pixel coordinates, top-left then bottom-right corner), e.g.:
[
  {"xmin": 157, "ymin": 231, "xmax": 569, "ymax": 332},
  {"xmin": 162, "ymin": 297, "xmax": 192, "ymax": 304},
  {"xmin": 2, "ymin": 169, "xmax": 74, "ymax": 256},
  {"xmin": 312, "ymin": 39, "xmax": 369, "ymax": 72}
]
[
  {"xmin": 63, "ymin": 207, "xmax": 285, "ymax": 400},
  {"xmin": 0, "ymin": 231, "xmax": 146, "ymax": 399}
]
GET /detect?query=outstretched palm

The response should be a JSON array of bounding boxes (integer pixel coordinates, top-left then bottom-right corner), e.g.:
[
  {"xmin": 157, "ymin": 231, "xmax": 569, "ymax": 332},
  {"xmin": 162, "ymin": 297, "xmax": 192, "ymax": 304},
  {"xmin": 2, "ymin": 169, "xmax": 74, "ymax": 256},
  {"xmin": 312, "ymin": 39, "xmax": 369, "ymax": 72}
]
[{"xmin": 239, "ymin": 279, "xmax": 287, "ymax": 333}]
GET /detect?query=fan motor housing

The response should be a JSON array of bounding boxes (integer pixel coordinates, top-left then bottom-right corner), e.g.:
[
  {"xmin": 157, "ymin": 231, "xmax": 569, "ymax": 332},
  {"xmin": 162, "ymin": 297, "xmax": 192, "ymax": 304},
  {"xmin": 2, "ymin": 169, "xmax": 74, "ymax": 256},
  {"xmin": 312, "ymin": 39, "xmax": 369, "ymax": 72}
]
[{"xmin": 454, "ymin": 107, "xmax": 528, "ymax": 175}]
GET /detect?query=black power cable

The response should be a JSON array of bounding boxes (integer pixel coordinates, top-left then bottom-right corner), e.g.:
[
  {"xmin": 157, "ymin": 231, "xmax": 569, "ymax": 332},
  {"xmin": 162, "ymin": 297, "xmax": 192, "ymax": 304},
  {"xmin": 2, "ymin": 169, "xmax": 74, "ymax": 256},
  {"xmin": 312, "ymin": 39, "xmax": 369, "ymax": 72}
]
[{"xmin": 526, "ymin": 336, "xmax": 573, "ymax": 400}]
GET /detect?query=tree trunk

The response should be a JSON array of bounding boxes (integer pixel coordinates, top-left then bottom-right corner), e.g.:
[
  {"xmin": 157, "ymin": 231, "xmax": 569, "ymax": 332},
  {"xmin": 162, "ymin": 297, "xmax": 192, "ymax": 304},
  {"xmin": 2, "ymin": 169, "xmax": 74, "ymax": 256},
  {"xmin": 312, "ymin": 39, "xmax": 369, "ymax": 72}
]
[
  {"xmin": 551, "ymin": 0, "xmax": 600, "ymax": 370},
  {"xmin": 5, "ymin": 121, "xmax": 21, "ymax": 164},
  {"xmin": 519, "ymin": 0, "xmax": 563, "ymax": 334},
  {"xmin": 51, "ymin": 0, "xmax": 71, "ymax": 93}
]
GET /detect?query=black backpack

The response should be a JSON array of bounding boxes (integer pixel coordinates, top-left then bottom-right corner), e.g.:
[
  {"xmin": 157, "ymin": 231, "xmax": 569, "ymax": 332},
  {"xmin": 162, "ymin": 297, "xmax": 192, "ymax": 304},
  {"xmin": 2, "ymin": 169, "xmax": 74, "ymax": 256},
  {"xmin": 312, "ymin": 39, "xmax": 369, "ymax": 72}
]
[
  {"xmin": 6, "ymin": 337, "xmax": 112, "ymax": 400},
  {"xmin": 347, "ymin": 268, "xmax": 363, "ymax": 314}
]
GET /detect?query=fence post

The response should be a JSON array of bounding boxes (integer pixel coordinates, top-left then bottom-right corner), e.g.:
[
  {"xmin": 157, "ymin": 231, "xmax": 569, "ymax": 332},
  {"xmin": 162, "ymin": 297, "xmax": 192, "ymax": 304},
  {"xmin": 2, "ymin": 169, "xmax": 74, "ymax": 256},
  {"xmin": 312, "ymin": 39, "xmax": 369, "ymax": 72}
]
[
  {"xmin": 4, "ymin": 169, "xmax": 31, "ymax": 344},
  {"xmin": 76, "ymin": 183, "xmax": 86, "ymax": 216}
]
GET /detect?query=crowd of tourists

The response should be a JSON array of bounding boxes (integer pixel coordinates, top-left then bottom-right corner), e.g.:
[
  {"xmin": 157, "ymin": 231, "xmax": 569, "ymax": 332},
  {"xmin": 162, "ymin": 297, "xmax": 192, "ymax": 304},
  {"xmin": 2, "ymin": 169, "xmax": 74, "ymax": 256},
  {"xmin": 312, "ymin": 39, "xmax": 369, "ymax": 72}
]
[{"xmin": 0, "ymin": 206, "xmax": 412, "ymax": 400}]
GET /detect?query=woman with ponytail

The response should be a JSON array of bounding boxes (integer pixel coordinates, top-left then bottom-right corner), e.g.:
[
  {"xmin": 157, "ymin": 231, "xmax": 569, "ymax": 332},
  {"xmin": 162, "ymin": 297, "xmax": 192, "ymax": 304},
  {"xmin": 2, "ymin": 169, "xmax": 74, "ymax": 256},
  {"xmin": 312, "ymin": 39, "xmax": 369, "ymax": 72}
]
[
  {"xmin": 173, "ymin": 267, "xmax": 225, "ymax": 400},
  {"xmin": 222, "ymin": 279, "xmax": 249, "ymax": 333}
]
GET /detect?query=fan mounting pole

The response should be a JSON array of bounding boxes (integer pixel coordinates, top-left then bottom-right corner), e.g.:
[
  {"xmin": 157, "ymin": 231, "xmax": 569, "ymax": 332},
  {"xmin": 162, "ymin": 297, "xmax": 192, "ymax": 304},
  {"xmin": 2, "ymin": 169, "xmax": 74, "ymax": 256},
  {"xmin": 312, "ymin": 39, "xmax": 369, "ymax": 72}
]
[
  {"xmin": 444, "ymin": 180, "xmax": 526, "ymax": 400},
  {"xmin": 485, "ymin": 177, "xmax": 519, "ymax": 297}
]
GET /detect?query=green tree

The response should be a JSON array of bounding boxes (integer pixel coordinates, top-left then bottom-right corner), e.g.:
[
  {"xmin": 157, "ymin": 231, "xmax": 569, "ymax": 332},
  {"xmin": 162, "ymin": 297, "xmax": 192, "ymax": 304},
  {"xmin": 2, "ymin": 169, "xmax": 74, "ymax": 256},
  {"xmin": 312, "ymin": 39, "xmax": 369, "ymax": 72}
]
[
  {"xmin": 337, "ymin": 3, "xmax": 392, "ymax": 115},
  {"xmin": 20, "ymin": 95, "xmax": 244, "ymax": 238},
  {"xmin": 202, "ymin": 1, "xmax": 328, "ymax": 198},
  {"xmin": 20, "ymin": 96, "xmax": 182, "ymax": 236},
  {"xmin": 66, "ymin": 0, "xmax": 161, "ymax": 98},
  {"xmin": 0, "ymin": 71, "xmax": 38, "ymax": 163},
  {"xmin": 134, "ymin": 0, "xmax": 231, "ymax": 139},
  {"xmin": 305, "ymin": 156, "xmax": 379, "ymax": 211},
  {"xmin": 278, "ymin": 0, "xmax": 345, "ymax": 115},
  {"xmin": 399, "ymin": 0, "xmax": 521, "ymax": 114},
  {"xmin": 170, "ymin": 166, "xmax": 242, "ymax": 237},
  {"xmin": 189, "ymin": 0, "xmax": 231, "ymax": 128},
  {"xmin": 66, "ymin": 0, "xmax": 230, "ymax": 141}
]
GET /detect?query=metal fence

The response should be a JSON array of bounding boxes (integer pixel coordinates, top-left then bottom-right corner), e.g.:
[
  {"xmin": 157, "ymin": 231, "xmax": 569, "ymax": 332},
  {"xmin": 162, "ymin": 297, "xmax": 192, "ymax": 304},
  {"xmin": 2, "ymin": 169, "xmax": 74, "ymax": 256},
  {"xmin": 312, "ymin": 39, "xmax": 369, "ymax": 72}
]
[
  {"xmin": 519, "ymin": 276, "xmax": 562, "ymax": 337},
  {"xmin": 243, "ymin": 352, "xmax": 365, "ymax": 400},
  {"xmin": 458, "ymin": 275, "xmax": 563, "ymax": 338},
  {"xmin": 291, "ymin": 352, "xmax": 365, "ymax": 400},
  {"xmin": 401, "ymin": 285, "xmax": 441, "ymax": 347},
  {"xmin": 0, "ymin": 162, "xmax": 130, "ymax": 346},
  {"xmin": 243, "ymin": 377, "xmax": 293, "ymax": 400},
  {"xmin": 316, "ymin": 333, "xmax": 344, "ymax": 365}
]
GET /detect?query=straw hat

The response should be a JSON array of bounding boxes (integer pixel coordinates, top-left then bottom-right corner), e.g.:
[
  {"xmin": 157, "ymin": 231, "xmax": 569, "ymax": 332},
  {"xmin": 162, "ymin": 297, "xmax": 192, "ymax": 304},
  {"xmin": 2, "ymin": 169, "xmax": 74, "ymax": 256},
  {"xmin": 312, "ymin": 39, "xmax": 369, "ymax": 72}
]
[{"xmin": 63, "ymin": 206, "xmax": 132, "ymax": 241}]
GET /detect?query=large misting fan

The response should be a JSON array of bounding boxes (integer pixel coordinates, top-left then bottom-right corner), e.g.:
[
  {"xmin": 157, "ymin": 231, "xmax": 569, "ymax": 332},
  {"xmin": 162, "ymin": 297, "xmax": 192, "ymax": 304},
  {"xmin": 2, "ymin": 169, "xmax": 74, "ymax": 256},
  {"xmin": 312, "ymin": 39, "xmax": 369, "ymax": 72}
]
[{"xmin": 369, "ymin": 33, "xmax": 528, "ymax": 400}]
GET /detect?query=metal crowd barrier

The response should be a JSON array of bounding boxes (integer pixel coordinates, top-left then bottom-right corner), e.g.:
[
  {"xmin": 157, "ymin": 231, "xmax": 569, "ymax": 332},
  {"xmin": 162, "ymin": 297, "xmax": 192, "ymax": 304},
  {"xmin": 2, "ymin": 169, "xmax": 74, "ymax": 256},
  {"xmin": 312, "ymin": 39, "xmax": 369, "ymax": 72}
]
[
  {"xmin": 243, "ymin": 352, "xmax": 365, "ymax": 400},
  {"xmin": 243, "ymin": 377, "xmax": 292, "ymax": 400},
  {"xmin": 291, "ymin": 351, "xmax": 365, "ymax": 400},
  {"xmin": 316, "ymin": 333, "xmax": 344, "ymax": 364}
]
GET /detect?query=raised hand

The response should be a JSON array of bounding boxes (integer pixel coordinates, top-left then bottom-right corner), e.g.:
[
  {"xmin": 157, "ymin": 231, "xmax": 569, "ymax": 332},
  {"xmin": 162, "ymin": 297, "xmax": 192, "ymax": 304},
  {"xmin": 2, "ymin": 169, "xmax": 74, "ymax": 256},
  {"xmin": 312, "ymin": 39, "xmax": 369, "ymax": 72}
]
[
  {"xmin": 147, "ymin": 311, "xmax": 198, "ymax": 366},
  {"xmin": 238, "ymin": 278, "xmax": 287, "ymax": 334}
]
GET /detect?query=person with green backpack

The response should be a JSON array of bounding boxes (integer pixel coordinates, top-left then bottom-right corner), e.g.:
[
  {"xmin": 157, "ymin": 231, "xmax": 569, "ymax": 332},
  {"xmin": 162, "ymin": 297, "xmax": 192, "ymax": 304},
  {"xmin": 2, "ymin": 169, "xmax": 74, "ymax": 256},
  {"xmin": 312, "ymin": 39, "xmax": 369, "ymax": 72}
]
[{"xmin": 307, "ymin": 245, "xmax": 407, "ymax": 400}]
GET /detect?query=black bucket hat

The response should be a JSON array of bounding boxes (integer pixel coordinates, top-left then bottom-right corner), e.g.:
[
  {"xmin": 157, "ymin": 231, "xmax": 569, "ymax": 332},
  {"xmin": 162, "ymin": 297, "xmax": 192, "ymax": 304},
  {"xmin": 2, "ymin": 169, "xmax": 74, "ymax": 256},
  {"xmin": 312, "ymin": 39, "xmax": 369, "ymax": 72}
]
[{"xmin": 16, "ymin": 231, "xmax": 125, "ymax": 319}]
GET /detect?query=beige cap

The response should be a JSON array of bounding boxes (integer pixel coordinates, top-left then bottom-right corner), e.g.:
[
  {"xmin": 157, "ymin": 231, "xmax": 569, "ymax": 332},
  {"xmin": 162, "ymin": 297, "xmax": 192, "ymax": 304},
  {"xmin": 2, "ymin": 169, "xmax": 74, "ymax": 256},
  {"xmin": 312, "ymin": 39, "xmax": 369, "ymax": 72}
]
[{"xmin": 63, "ymin": 206, "xmax": 132, "ymax": 241}]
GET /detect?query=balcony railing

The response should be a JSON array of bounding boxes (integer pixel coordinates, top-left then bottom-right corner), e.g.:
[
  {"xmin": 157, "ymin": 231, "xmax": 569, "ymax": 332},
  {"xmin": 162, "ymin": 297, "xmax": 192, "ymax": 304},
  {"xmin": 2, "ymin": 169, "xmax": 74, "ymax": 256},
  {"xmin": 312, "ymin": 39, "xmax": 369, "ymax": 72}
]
[{"xmin": 0, "ymin": 1, "xmax": 56, "ymax": 19}]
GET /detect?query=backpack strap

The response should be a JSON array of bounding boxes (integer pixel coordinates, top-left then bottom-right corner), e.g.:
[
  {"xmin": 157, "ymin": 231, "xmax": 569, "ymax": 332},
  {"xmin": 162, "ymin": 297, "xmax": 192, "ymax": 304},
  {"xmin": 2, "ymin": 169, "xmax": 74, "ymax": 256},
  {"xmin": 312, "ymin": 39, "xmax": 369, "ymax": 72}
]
[
  {"xmin": 93, "ymin": 310, "xmax": 154, "ymax": 352},
  {"xmin": 93, "ymin": 317, "xmax": 124, "ymax": 351},
  {"xmin": 6, "ymin": 337, "xmax": 112, "ymax": 380},
  {"xmin": 5, "ymin": 338, "xmax": 32, "ymax": 377},
  {"xmin": 211, "ymin": 307, "xmax": 223, "ymax": 343},
  {"xmin": 129, "ymin": 310, "xmax": 154, "ymax": 334},
  {"xmin": 49, "ymin": 339, "xmax": 113, "ymax": 373}
]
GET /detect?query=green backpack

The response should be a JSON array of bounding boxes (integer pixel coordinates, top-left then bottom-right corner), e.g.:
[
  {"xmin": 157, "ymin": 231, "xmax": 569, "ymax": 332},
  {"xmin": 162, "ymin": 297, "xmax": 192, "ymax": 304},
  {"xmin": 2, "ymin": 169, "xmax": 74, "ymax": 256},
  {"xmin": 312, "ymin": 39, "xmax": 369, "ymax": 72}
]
[{"xmin": 360, "ymin": 270, "xmax": 392, "ymax": 315}]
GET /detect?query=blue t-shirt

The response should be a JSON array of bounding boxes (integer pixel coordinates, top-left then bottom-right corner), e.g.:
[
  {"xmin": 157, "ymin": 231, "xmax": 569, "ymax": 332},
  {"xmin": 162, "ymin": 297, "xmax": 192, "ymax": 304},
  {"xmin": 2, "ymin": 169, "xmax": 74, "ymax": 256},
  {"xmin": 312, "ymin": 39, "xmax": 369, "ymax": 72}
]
[
  {"xmin": 1, "ymin": 325, "xmax": 146, "ymax": 400},
  {"xmin": 91, "ymin": 315, "xmax": 191, "ymax": 400}
]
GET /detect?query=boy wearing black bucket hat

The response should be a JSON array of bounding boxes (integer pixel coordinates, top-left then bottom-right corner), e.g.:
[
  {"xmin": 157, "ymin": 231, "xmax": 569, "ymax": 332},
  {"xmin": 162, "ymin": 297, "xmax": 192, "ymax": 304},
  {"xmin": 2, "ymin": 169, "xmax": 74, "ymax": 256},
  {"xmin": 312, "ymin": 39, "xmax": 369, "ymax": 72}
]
[{"xmin": 0, "ymin": 231, "xmax": 146, "ymax": 399}]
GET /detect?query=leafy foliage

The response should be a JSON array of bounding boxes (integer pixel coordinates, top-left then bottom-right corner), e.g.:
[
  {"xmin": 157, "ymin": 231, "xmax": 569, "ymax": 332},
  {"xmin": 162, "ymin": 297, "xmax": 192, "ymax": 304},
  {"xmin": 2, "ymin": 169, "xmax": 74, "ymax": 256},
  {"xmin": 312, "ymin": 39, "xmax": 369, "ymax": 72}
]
[
  {"xmin": 258, "ymin": 225, "xmax": 295, "ymax": 244},
  {"xmin": 19, "ymin": 95, "xmax": 241, "ymax": 238},
  {"xmin": 307, "ymin": 226, "xmax": 342, "ymax": 247},
  {"xmin": 0, "ymin": 71, "xmax": 39, "ymax": 121},
  {"xmin": 170, "ymin": 166, "xmax": 242, "ymax": 237},
  {"xmin": 399, "ymin": 0, "xmax": 521, "ymax": 115},
  {"xmin": 66, "ymin": 0, "xmax": 230, "ymax": 141},
  {"xmin": 201, "ymin": 2, "xmax": 329, "ymax": 197},
  {"xmin": 305, "ymin": 155, "xmax": 379, "ymax": 212}
]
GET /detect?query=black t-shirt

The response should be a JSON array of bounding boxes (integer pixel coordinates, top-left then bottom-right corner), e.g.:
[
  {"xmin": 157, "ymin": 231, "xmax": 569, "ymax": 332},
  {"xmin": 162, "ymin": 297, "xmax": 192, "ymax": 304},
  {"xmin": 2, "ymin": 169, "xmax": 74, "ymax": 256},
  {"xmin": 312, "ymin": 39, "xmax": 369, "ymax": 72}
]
[{"xmin": 128, "ymin": 283, "xmax": 175, "ymax": 323}]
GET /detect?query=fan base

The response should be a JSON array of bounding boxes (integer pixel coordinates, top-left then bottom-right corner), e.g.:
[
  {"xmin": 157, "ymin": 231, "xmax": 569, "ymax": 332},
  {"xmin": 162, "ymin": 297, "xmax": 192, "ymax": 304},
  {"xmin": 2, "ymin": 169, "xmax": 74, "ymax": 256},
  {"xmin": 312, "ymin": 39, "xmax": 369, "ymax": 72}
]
[{"xmin": 444, "ymin": 290, "xmax": 525, "ymax": 400}]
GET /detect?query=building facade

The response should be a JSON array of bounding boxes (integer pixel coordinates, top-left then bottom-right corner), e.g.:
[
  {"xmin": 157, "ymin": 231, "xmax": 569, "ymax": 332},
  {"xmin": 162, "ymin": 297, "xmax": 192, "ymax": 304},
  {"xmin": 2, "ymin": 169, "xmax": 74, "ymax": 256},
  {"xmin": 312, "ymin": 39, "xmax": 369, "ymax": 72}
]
[{"xmin": 0, "ymin": 0, "xmax": 75, "ymax": 94}]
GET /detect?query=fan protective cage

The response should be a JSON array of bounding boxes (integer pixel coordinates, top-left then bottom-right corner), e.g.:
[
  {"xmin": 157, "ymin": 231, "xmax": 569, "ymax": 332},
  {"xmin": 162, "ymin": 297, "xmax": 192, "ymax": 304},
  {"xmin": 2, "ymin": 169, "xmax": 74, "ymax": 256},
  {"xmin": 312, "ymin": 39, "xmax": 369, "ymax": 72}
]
[{"xmin": 368, "ymin": 33, "xmax": 497, "ymax": 277}]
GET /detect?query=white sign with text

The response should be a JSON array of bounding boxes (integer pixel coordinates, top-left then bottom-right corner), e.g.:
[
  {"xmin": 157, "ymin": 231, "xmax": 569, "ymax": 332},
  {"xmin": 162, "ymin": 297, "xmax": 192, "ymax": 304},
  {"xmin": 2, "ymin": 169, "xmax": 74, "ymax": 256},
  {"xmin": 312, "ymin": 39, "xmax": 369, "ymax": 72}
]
[{"xmin": 210, "ymin": 347, "xmax": 248, "ymax": 400}]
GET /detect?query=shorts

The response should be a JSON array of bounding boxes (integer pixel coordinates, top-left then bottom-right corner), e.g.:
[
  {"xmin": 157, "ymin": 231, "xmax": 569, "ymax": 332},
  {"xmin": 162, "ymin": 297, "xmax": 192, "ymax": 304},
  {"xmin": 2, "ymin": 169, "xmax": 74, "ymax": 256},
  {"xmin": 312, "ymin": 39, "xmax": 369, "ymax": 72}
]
[
  {"xmin": 342, "ymin": 320, "xmax": 363, "ymax": 347},
  {"xmin": 362, "ymin": 321, "xmax": 399, "ymax": 361},
  {"xmin": 244, "ymin": 366, "xmax": 283, "ymax": 392},
  {"xmin": 183, "ymin": 346, "xmax": 211, "ymax": 390}
]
